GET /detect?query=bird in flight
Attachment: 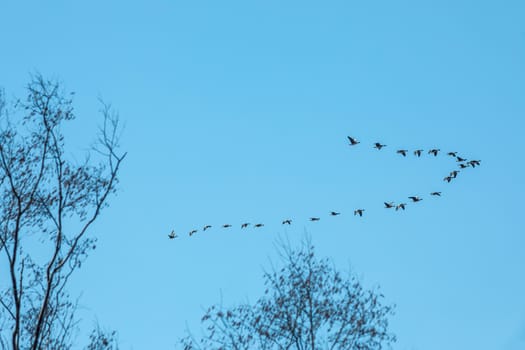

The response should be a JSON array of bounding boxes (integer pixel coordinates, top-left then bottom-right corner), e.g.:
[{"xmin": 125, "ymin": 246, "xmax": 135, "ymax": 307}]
[
  {"xmin": 443, "ymin": 176, "xmax": 453, "ymax": 183},
  {"xmin": 203, "ymin": 225, "xmax": 212, "ymax": 231},
  {"xmin": 347, "ymin": 136, "xmax": 360, "ymax": 146},
  {"xmin": 189, "ymin": 229, "xmax": 198, "ymax": 236},
  {"xmin": 354, "ymin": 209, "xmax": 365, "ymax": 217},
  {"xmin": 282, "ymin": 219, "xmax": 292, "ymax": 225},
  {"xmin": 396, "ymin": 203, "xmax": 406, "ymax": 211},
  {"xmin": 168, "ymin": 230, "xmax": 177, "ymax": 239},
  {"xmin": 458, "ymin": 163, "xmax": 469, "ymax": 169},
  {"xmin": 396, "ymin": 149, "xmax": 408, "ymax": 157},
  {"xmin": 222, "ymin": 224, "xmax": 232, "ymax": 228},
  {"xmin": 384, "ymin": 202, "xmax": 395, "ymax": 209},
  {"xmin": 241, "ymin": 223, "xmax": 250, "ymax": 229},
  {"xmin": 330, "ymin": 211, "xmax": 340, "ymax": 216},
  {"xmin": 430, "ymin": 192, "xmax": 441, "ymax": 196},
  {"xmin": 414, "ymin": 149, "xmax": 423, "ymax": 157},
  {"xmin": 373, "ymin": 142, "xmax": 386, "ymax": 150},
  {"xmin": 456, "ymin": 156, "xmax": 467, "ymax": 162},
  {"xmin": 310, "ymin": 217, "xmax": 320, "ymax": 221},
  {"xmin": 254, "ymin": 223, "xmax": 264, "ymax": 228},
  {"xmin": 447, "ymin": 152, "xmax": 458, "ymax": 157},
  {"xmin": 408, "ymin": 196, "xmax": 423, "ymax": 202},
  {"xmin": 450, "ymin": 170, "xmax": 459, "ymax": 178},
  {"xmin": 428, "ymin": 149, "xmax": 440, "ymax": 156},
  {"xmin": 469, "ymin": 160, "xmax": 481, "ymax": 168}
]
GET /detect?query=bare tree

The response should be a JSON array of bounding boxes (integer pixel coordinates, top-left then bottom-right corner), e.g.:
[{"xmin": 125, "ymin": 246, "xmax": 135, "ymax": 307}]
[
  {"xmin": 83, "ymin": 324, "xmax": 119, "ymax": 350},
  {"xmin": 0, "ymin": 75, "xmax": 126, "ymax": 350},
  {"xmin": 180, "ymin": 239, "xmax": 396, "ymax": 350}
]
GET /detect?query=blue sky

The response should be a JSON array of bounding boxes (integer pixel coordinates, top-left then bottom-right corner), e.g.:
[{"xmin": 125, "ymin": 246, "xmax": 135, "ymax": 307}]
[{"xmin": 1, "ymin": 1, "xmax": 524, "ymax": 349}]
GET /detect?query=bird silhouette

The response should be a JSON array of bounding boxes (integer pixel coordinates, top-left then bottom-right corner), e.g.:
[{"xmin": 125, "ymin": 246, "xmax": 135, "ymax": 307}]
[
  {"xmin": 169, "ymin": 135, "xmax": 481, "ymax": 236},
  {"xmin": 354, "ymin": 209, "xmax": 365, "ymax": 217},
  {"xmin": 414, "ymin": 149, "xmax": 423, "ymax": 157},
  {"xmin": 347, "ymin": 136, "xmax": 360, "ymax": 146},
  {"xmin": 396, "ymin": 203, "xmax": 406, "ymax": 211},
  {"xmin": 428, "ymin": 149, "xmax": 440, "ymax": 156},
  {"xmin": 469, "ymin": 160, "xmax": 481, "ymax": 168}
]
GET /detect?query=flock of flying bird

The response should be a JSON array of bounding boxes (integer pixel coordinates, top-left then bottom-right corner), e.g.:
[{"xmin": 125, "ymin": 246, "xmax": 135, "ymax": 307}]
[{"xmin": 168, "ymin": 136, "xmax": 481, "ymax": 239}]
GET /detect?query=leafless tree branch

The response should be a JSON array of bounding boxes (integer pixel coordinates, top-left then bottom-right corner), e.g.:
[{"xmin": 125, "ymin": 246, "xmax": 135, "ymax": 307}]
[
  {"xmin": 181, "ymin": 239, "xmax": 396, "ymax": 350},
  {"xmin": 0, "ymin": 75, "xmax": 125, "ymax": 350}
]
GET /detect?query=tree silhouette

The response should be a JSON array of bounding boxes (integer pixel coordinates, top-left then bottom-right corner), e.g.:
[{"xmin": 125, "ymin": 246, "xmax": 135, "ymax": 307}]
[
  {"xmin": 181, "ymin": 239, "xmax": 396, "ymax": 350},
  {"xmin": 83, "ymin": 325, "xmax": 120, "ymax": 350},
  {"xmin": 0, "ymin": 75, "xmax": 125, "ymax": 350}
]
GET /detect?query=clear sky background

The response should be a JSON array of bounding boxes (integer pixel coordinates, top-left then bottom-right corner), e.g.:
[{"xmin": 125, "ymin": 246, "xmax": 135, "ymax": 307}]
[{"xmin": 1, "ymin": 1, "xmax": 524, "ymax": 349}]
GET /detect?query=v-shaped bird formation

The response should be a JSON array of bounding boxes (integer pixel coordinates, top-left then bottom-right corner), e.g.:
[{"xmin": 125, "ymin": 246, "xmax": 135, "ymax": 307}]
[{"xmin": 168, "ymin": 135, "xmax": 481, "ymax": 239}]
